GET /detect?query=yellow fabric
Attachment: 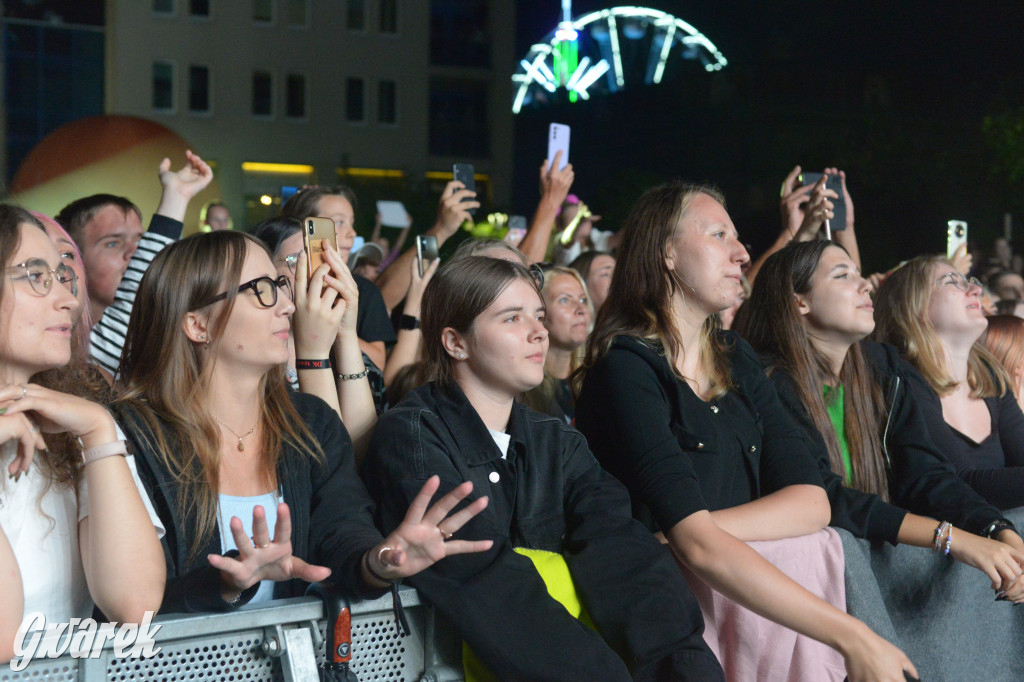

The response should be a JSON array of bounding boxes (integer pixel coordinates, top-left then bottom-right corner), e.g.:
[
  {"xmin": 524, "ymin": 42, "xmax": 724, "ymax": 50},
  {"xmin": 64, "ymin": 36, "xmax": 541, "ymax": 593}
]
[{"xmin": 462, "ymin": 548, "xmax": 592, "ymax": 682}]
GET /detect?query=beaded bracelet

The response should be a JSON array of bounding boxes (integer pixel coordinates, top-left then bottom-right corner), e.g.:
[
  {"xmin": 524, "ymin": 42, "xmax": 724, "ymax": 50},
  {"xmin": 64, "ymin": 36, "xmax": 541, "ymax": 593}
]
[
  {"xmin": 336, "ymin": 367, "xmax": 369, "ymax": 381},
  {"xmin": 932, "ymin": 521, "xmax": 952, "ymax": 554}
]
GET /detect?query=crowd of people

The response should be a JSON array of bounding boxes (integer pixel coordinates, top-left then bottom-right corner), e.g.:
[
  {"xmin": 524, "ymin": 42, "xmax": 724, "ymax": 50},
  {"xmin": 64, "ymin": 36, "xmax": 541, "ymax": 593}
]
[{"xmin": 2, "ymin": 147, "xmax": 1024, "ymax": 682}]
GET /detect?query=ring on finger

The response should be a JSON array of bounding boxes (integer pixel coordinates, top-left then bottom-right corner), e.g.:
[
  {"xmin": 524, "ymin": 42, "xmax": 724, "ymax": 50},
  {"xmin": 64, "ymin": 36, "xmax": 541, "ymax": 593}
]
[
  {"xmin": 438, "ymin": 527, "xmax": 454, "ymax": 541},
  {"xmin": 15, "ymin": 385, "xmax": 27, "ymax": 401},
  {"xmin": 251, "ymin": 537, "xmax": 270, "ymax": 549}
]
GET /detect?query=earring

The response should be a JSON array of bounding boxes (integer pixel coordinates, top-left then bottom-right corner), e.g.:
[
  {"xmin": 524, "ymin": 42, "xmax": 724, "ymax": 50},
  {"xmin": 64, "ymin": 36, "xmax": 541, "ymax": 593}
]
[
  {"xmin": 200, "ymin": 334, "xmax": 210, "ymax": 351},
  {"xmin": 458, "ymin": 353, "xmax": 466, "ymax": 360}
]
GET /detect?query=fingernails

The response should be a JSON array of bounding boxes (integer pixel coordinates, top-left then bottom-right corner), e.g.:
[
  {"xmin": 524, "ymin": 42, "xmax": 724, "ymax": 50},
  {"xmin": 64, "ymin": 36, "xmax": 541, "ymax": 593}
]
[
  {"xmin": 996, "ymin": 595, "xmax": 1008, "ymax": 602},
  {"xmin": 996, "ymin": 590, "xmax": 1006, "ymax": 598},
  {"xmin": 0, "ymin": 407, "xmax": 6, "ymax": 414}
]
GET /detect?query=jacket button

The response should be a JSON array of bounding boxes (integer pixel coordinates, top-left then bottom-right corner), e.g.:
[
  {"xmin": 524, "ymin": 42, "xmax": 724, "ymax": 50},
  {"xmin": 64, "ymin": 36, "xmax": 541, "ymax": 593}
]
[
  {"xmin": 488, "ymin": 471, "xmax": 500, "ymax": 483},
  {"xmin": 710, "ymin": 405, "xmax": 719, "ymax": 414},
  {"xmin": 696, "ymin": 442, "xmax": 705, "ymax": 450},
  {"xmin": 748, "ymin": 445, "xmax": 757, "ymax": 453}
]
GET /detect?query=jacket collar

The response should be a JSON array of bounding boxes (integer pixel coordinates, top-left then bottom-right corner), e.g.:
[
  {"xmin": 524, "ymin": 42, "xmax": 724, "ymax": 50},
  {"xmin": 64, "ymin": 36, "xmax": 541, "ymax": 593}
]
[{"xmin": 429, "ymin": 382, "xmax": 530, "ymax": 466}]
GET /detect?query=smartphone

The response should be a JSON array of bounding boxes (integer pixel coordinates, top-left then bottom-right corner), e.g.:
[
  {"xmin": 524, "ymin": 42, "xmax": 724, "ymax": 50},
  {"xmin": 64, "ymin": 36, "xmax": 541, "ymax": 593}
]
[
  {"xmin": 416, "ymin": 235, "xmax": 439, "ymax": 277},
  {"xmin": 548, "ymin": 123, "xmax": 570, "ymax": 170},
  {"xmin": 947, "ymin": 220, "xmax": 968, "ymax": 260},
  {"xmin": 505, "ymin": 215, "xmax": 527, "ymax": 245},
  {"xmin": 452, "ymin": 163, "xmax": 477, "ymax": 216},
  {"xmin": 800, "ymin": 172, "xmax": 846, "ymax": 233},
  {"xmin": 303, "ymin": 216, "xmax": 337, "ymax": 280}
]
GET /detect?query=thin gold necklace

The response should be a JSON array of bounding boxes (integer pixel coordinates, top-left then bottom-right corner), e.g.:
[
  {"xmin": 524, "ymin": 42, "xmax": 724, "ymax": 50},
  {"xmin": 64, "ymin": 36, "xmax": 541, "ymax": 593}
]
[{"xmin": 213, "ymin": 416, "xmax": 257, "ymax": 451}]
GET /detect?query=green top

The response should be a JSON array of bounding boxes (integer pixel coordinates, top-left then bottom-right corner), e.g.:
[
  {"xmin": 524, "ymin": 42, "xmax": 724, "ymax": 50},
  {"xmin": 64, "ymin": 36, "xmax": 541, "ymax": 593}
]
[{"xmin": 824, "ymin": 384, "xmax": 853, "ymax": 486}]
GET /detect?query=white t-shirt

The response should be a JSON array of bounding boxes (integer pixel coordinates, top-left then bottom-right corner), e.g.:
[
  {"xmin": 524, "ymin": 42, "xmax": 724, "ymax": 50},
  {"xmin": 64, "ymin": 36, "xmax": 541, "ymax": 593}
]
[
  {"xmin": 0, "ymin": 434, "xmax": 164, "ymax": 626},
  {"xmin": 217, "ymin": 491, "xmax": 281, "ymax": 603}
]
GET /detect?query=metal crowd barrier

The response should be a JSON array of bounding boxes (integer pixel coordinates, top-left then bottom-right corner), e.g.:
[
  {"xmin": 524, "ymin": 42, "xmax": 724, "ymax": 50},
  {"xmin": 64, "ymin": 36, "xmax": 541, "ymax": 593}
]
[{"xmin": 1, "ymin": 586, "xmax": 464, "ymax": 682}]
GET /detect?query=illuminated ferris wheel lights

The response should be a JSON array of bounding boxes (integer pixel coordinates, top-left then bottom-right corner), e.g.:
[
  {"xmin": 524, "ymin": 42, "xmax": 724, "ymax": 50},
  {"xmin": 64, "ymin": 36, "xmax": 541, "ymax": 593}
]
[
  {"xmin": 521, "ymin": 58, "xmax": 558, "ymax": 92},
  {"xmin": 565, "ymin": 56, "xmax": 592, "ymax": 91},
  {"xmin": 572, "ymin": 59, "xmax": 611, "ymax": 95}
]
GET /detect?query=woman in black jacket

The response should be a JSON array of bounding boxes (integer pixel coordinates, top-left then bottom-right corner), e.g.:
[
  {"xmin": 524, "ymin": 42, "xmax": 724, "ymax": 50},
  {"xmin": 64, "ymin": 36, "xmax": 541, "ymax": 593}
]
[
  {"xmin": 114, "ymin": 231, "xmax": 491, "ymax": 613},
  {"xmin": 873, "ymin": 255, "xmax": 1024, "ymax": 510},
  {"xmin": 575, "ymin": 181, "xmax": 915, "ymax": 682},
  {"xmin": 362, "ymin": 256, "xmax": 723, "ymax": 681},
  {"xmin": 737, "ymin": 240, "xmax": 1024, "ymax": 595}
]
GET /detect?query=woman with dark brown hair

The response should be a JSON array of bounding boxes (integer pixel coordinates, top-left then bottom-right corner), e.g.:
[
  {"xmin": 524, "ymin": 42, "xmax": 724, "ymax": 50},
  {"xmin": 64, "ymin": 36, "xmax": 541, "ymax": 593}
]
[
  {"xmin": 363, "ymin": 256, "xmax": 723, "ymax": 681},
  {"xmin": 874, "ymin": 256, "xmax": 1024, "ymax": 510},
  {"xmin": 738, "ymin": 240, "xmax": 1024, "ymax": 589},
  {"xmin": 114, "ymin": 231, "xmax": 491, "ymax": 613},
  {"xmin": 576, "ymin": 181, "xmax": 916, "ymax": 682}
]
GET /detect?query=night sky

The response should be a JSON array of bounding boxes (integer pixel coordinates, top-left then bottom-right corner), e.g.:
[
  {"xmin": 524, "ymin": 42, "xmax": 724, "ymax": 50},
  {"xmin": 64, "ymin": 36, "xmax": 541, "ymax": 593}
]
[{"xmin": 513, "ymin": 1, "xmax": 1024, "ymax": 272}]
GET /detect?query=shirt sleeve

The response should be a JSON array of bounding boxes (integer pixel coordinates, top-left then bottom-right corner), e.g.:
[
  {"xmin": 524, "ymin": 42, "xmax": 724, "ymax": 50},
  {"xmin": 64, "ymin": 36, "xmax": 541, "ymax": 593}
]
[
  {"xmin": 89, "ymin": 214, "xmax": 183, "ymax": 376},
  {"xmin": 354, "ymin": 275, "xmax": 397, "ymax": 345},
  {"xmin": 77, "ymin": 424, "xmax": 166, "ymax": 540},
  {"xmin": 575, "ymin": 344, "xmax": 708, "ymax": 533}
]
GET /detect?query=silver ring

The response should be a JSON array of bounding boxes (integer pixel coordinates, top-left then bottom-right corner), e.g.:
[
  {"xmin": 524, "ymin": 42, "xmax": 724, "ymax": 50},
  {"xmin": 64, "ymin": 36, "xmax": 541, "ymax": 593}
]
[
  {"xmin": 252, "ymin": 538, "xmax": 270, "ymax": 549},
  {"xmin": 15, "ymin": 385, "xmax": 27, "ymax": 401},
  {"xmin": 30, "ymin": 425, "xmax": 39, "ymax": 434}
]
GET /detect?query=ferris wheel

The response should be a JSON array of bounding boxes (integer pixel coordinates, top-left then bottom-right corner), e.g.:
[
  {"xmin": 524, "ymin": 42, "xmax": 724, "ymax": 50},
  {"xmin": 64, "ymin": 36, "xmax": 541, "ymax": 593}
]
[{"xmin": 512, "ymin": 3, "xmax": 728, "ymax": 113}]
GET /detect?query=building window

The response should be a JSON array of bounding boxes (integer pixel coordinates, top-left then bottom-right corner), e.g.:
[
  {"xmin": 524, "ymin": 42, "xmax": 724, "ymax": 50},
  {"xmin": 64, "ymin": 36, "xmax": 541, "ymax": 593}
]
[
  {"xmin": 153, "ymin": 0, "xmax": 175, "ymax": 15},
  {"xmin": 429, "ymin": 78, "xmax": 489, "ymax": 157},
  {"xmin": 189, "ymin": 0, "xmax": 210, "ymax": 17},
  {"xmin": 347, "ymin": 0, "xmax": 364, "ymax": 30},
  {"xmin": 252, "ymin": 70, "xmax": 273, "ymax": 116},
  {"xmin": 286, "ymin": 0, "xmax": 308, "ymax": 26},
  {"xmin": 379, "ymin": 0, "xmax": 397, "ymax": 33},
  {"xmin": 152, "ymin": 61, "xmax": 174, "ymax": 111},
  {"xmin": 253, "ymin": 0, "xmax": 272, "ymax": 23},
  {"xmin": 286, "ymin": 74, "xmax": 306, "ymax": 118},
  {"xmin": 431, "ymin": 0, "xmax": 489, "ymax": 67},
  {"xmin": 378, "ymin": 80, "xmax": 396, "ymax": 124},
  {"xmin": 346, "ymin": 78, "xmax": 364, "ymax": 122},
  {"xmin": 189, "ymin": 65, "xmax": 210, "ymax": 112}
]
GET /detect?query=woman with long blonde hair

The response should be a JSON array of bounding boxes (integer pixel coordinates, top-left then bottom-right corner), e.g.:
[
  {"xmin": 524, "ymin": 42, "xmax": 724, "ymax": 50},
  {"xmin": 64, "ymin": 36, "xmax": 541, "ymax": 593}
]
[{"xmin": 874, "ymin": 256, "xmax": 1024, "ymax": 511}]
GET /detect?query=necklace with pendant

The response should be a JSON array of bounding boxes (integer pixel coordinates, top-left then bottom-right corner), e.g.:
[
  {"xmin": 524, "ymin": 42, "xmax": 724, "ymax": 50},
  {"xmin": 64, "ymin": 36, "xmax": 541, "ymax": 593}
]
[{"xmin": 213, "ymin": 417, "xmax": 257, "ymax": 451}]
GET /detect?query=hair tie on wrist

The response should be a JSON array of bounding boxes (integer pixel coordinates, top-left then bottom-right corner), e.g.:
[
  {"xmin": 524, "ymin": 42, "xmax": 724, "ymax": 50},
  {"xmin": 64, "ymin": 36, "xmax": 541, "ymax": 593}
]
[
  {"xmin": 82, "ymin": 440, "xmax": 128, "ymax": 466},
  {"xmin": 295, "ymin": 358, "xmax": 331, "ymax": 370}
]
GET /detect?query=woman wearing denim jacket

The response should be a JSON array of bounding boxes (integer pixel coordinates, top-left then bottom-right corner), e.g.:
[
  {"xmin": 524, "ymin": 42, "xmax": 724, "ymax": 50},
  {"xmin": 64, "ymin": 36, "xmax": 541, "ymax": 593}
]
[{"xmin": 362, "ymin": 256, "xmax": 723, "ymax": 681}]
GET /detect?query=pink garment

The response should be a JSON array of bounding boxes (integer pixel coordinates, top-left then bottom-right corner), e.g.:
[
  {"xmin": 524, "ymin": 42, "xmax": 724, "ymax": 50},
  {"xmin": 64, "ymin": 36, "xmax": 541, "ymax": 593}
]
[{"xmin": 680, "ymin": 528, "xmax": 848, "ymax": 682}]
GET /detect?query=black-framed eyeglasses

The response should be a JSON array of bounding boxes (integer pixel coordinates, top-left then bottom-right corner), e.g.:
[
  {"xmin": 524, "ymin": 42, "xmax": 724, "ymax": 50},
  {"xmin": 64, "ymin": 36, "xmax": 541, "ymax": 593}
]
[
  {"xmin": 937, "ymin": 272, "xmax": 982, "ymax": 293},
  {"xmin": 529, "ymin": 262, "xmax": 554, "ymax": 289},
  {"xmin": 7, "ymin": 258, "xmax": 79, "ymax": 297},
  {"xmin": 201, "ymin": 275, "xmax": 292, "ymax": 309}
]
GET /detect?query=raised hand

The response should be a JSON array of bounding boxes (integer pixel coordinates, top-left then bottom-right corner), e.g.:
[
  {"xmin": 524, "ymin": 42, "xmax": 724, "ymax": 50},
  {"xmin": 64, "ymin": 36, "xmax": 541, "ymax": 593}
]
[
  {"xmin": 436, "ymin": 181, "xmax": 479, "ymax": 238},
  {"xmin": 208, "ymin": 503, "xmax": 332, "ymax": 599},
  {"xmin": 293, "ymin": 249, "xmax": 347, "ymax": 358},
  {"xmin": 539, "ymin": 151, "xmax": 574, "ymax": 210},
  {"xmin": 794, "ymin": 174, "xmax": 838, "ymax": 241},
  {"xmin": 155, "ymin": 150, "xmax": 214, "ymax": 220},
  {"xmin": 322, "ymin": 243, "xmax": 361, "ymax": 338},
  {"xmin": 366, "ymin": 476, "xmax": 493, "ymax": 583}
]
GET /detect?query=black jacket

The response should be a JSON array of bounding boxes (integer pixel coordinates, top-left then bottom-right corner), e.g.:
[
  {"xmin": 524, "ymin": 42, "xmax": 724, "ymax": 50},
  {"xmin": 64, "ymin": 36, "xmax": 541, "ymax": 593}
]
[
  {"xmin": 116, "ymin": 392, "xmax": 386, "ymax": 614},
  {"xmin": 575, "ymin": 332, "xmax": 824, "ymax": 535},
  {"xmin": 902, "ymin": 362, "xmax": 1024, "ymax": 510},
  {"xmin": 768, "ymin": 341, "xmax": 1010, "ymax": 542},
  {"xmin": 361, "ymin": 381, "xmax": 722, "ymax": 682}
]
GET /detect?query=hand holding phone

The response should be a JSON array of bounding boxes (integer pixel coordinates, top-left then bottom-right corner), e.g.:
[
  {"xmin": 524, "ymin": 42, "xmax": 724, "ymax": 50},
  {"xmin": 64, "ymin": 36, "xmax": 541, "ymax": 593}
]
[
  {"xmin": 947, "ymin": 220, "xmax": 968, "ymax": 260},
  {"xmin": 303, "ymin": 217, "xmax": 338, "ymax": 281},
  {"xmin": 416, "ymin": 235, "xmax": 439, "ymax": 277},
  {"xmin": 452, "ymin": 163, "xmax": 477, "ymax": 216},
  {"xmin": 801, "ymin": 171, "xmax": 846, "ymax": 233},
  {"xmin": 548, "ymin": 123, "xmax": 570, "ymax": 171}
]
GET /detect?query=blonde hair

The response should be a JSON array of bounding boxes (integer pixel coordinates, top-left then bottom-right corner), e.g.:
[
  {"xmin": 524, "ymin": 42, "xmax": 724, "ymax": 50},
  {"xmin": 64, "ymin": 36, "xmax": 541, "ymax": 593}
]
[{"xmin": 873, "ymin": 254, "xmax": 1008, "ymax": 398}]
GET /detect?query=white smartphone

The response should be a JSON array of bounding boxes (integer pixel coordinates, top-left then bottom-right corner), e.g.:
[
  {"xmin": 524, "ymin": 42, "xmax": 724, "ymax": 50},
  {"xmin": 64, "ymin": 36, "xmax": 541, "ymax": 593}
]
[
  {"xmin": 548, "ymin": 123, "xmax": 570, "ymax": 170},
  {"xmin": 947, "ymin": 220, "xmax": 968, "ymax": 260}
]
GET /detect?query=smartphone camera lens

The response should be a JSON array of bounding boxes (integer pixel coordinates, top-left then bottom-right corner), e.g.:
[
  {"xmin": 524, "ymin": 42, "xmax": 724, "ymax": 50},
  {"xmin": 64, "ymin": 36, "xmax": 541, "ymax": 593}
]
[{"xmin": 957, "ymin": 226, "xmax": 965, "ymax": 237}]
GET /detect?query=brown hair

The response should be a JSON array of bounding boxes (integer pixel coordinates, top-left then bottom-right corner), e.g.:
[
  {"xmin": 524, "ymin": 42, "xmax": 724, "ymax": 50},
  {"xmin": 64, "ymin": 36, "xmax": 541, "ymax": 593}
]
[
  {"xmin": 450, "ymin": 237, "xmax": 529, "ymax": 266},
  {"xmin": 421, "ymin": 256, "xmax": 540, "ymax": 387},
  {"xmin": 54, "ymin": 194, "xmax": 142, "ymax": 245},
  {"xmin": 981, "ymin": 315, "xmax": 1024, "ymax": 401},
  {"xmin": 280, "ymin": 185, "xmax": 358, "ymax": 219},
  {"xmin": 117, "ymin": 231, "xmax": 322, "ymax": 558},
  {"xmin": 580, "ymin": 180, "xmax": 733, "ymax": 398},
  {"xmin": 873, "ymin": 255, "xmax": 1009, "ymax": 398},
  {"xmin": 738, "ymin": 241, "xmax": 889, "ymax": 499}
]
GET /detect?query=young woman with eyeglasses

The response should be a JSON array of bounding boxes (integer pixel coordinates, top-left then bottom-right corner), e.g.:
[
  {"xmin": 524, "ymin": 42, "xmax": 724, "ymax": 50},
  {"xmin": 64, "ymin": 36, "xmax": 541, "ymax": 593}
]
[
  {"xmin": 522, "ymin": 265, "xmax": 591, "ymax": 423},
  {"xmin": 112, "ymin": 231, "xmax": 490, "ymax": 613},
  {"xmin": 737, "ymin": 241, "xmax": 1024, "ymax": 601},
  {"xmin": 873, "ymin": 256, "xmax": 1024, "ymax": 511},
  {"xmin": 0, "ymin": 205, "xmax": 165, "ymax": 662}
]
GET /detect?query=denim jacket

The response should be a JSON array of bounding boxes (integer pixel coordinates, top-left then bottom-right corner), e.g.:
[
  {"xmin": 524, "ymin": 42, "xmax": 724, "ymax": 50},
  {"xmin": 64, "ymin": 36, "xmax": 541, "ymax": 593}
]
[{"xmin": 362, "ymin": 381, "xmax": 722, "ymax": 681}]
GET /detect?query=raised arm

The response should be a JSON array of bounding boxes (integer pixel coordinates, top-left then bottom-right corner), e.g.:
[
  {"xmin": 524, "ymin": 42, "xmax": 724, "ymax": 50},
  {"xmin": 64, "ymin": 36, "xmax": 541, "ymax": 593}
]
[
  {"xmin": 518, "ymin": 152, "xmax": 574, "ymax": 264},
  {"xmin": 383, "ymin": 257, "xmax": 437, "ymax": 386},
  {"xmin": 375, "ymin": 181, "xmax": 478, "ymax": 311}
]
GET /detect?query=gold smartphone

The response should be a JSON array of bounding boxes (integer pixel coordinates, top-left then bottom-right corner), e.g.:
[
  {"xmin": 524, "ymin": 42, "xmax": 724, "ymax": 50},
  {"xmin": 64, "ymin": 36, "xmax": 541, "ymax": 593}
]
[{"xmin": 303, "ymin": 216, "xmax": 337, "ymax": 280}]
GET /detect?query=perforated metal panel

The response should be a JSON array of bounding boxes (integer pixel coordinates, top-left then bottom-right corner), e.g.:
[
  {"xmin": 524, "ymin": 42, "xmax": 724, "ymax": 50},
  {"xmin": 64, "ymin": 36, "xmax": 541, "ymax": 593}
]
[
  {"xmin": 0, "ymin": 661, "xmax": 77, "ymax": 681},
  {"xmin": 312, "ymin": 607, "xmax": 425, "ymax": 680},
  {"xmin": 107, "ymin": 634, "xmax": 273, "ymax": 681}
]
